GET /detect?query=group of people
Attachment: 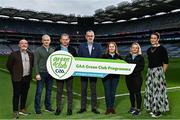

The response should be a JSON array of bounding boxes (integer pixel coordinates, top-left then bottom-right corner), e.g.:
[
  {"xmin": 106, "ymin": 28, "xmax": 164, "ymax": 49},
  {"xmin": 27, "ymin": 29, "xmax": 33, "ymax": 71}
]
[{"xmin": 6, "ymin": 30, "xmax": 169, "ymax": 119}]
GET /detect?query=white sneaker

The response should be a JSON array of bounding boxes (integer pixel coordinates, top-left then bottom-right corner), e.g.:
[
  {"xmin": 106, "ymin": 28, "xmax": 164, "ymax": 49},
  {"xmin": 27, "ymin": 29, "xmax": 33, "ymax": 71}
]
[
  {"xmin": 19, "ymin": 111, "xmax": 30, "ymax": 116},
  {"xmin": 45, "ymin": 108, "xmax": 54, "ymax": 113},
  {"xmin": 149, "ymin": 112, "xmax": 153, "ymax": 115}
]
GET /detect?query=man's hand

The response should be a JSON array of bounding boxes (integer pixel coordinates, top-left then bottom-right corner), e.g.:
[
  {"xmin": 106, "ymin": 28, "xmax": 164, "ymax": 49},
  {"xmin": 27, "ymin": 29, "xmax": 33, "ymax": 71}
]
[{"xmin": 36, "ymin": 74, "xmax": 41, "ymax": 81}]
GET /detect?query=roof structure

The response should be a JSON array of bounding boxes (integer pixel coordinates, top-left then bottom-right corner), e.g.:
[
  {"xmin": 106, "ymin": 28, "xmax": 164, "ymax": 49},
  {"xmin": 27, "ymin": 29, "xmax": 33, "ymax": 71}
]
[{"xmin": 0, "ymin": 0, "xmax": 179, "ymax": 23}]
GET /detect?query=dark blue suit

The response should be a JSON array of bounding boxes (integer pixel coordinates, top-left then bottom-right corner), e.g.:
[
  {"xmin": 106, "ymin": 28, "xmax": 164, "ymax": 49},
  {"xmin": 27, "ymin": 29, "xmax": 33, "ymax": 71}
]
[
  {"xmin": 78, "ymin": 42, "xmax": 102, "ymax": 58},
  {"xmin": 78, "ymin": 42, "xmax": 102, "ymax": 110}
]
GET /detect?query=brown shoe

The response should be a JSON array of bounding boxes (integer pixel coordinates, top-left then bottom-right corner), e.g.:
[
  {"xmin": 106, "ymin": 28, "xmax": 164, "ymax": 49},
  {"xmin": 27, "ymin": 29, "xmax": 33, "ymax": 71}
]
[
  {"xmin": 105, "ymin": 108, "xmax": 111, "ymax": 115},
  {"xmin": 19, "ymin": 109, "xmax": 31, "ymax": 116},
  {"xmin": 111, "ymin": 108, "xmax": 116, "ymax": 114}
]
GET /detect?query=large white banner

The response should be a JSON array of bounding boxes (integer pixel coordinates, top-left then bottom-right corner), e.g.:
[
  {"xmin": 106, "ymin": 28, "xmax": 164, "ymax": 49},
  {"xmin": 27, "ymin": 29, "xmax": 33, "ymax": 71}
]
[{"xmin": 47, "ymin": 51, "xmax": 136, "ymax": 80}]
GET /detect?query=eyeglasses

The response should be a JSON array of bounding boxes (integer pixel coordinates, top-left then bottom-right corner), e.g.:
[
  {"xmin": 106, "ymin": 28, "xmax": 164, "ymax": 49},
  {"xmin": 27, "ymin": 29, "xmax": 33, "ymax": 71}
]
[{"xmin": 86, "ymin": 35, "xmax": 94, "ymax": 37}]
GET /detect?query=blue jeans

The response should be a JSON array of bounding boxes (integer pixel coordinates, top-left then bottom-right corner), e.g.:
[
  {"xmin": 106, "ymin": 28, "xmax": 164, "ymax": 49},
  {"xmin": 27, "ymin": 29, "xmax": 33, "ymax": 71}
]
[
  {"xmin": 103, "ymin": 77, "xmax": 119, "ymax": 108},
  {"xmin": 34, "ymin": 72, "xmax": 53, "ymax": 112}
]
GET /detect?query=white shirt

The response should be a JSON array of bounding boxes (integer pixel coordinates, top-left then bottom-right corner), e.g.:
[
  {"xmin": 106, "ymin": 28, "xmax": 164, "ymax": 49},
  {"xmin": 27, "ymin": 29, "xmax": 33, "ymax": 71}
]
[
  {"xmin": 87, "ymin": 42, "xmax": 93, "ymax": 55},
  {"xmin": 21, "ymin": 51, "xmax": 30, "ymax": 76}
]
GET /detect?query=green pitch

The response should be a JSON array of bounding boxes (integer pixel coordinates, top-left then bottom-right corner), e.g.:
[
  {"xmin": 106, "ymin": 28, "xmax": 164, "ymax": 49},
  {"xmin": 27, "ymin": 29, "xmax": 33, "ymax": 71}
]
[{"xmin": 0, "ymin": 56, "xmax": 180, "ymax": 119}]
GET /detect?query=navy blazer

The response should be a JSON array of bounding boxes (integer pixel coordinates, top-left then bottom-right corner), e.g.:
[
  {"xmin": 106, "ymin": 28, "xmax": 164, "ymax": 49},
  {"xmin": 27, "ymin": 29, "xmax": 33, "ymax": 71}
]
[{"xmin": 78, "ymin": 42, "xmax": 102, "ymax": 58}]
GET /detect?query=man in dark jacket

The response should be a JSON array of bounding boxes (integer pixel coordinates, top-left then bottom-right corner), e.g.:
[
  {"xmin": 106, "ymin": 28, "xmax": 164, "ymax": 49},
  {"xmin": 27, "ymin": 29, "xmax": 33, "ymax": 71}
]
[
  {"xmin": 34, "ymin": 34, "xmax": 54, "ymax": 114},
  {"xmin": 54, "ymin": 33, "xmax": 78, "ymax": 116},
  {"xmin": 77, "ymin": 30, "xmax": 102, "ymax": 114},
  {"xmin": 7, "ymin": 39, "xmax": 34, "ymax": 119}
]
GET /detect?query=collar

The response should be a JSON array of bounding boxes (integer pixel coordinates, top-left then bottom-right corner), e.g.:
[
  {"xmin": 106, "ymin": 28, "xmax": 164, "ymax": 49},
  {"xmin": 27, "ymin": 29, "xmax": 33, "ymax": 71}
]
[
  {"xmin": 87, "ymin": 42, "xmax": 93, "ymax": 45},
  {"xmin": 42, "ymin": 45, "xmax": 49, "ymax": 49},
  {"xmin": 61, "ymin": 44, "xmax": 68, "ymax": 48},
  {"xmin": 20, "ymin": 49, "xmax": 27, "ymax": 53}
]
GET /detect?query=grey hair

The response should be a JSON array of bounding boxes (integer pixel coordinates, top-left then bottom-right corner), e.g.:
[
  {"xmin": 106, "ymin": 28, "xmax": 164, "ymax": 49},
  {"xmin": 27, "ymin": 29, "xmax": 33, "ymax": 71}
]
[
  {"xmin": 61, "ymin": 33, "xmax": 69, "ymax": 39},
  {"xmin": 86, "ymin": 30, "xmax": 94, "ymax": 35},
  {"xmin": 19, "ymin": 39, "xmax": 28, "ymax": 44},
  {"xmin": 42, "ymin": 34, "xmax": 50, "ymax": 40}
]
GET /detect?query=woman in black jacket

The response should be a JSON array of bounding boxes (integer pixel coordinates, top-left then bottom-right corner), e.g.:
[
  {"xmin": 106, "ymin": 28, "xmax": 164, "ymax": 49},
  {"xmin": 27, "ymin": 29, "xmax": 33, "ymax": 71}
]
[
  {"xmin": 102, "ymin": 42, "xmax": 123, "ymax": 115},
  {"xmin": 125, "ymin": 42, "xmax": 145, "ymax": 116}
]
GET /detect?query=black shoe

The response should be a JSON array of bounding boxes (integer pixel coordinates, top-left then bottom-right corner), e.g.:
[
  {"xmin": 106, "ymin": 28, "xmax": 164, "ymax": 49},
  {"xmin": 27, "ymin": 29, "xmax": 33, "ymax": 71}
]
[
  {"xmin": 77, "ymin": 109, "xmax": 86, "ymax": 114},
  {"xmin": 35, "ymin": 111, "xmax": 42, "ymax": 114},
  {"xmin": 92, "ymin": 109, "xmax": 100, "ymax": 114},
  {"xmin": 13, "ymin": 112, "xmax": 19, "ymax": 119},
  {"xmin": 152, "ymin": 112, "xmax": 162, "ymax": 118},
  {"xmin": 67, "ymin": 109, "xmax": 72, "ymax": 115},
  {"xmin": 54, "ymin": 109, "xmax": 61, "ymax": 116},
  {"xmin": 128, "ymin": 107, "xmax": 136, "ymax": 114},
  {"xmin": 132, "ymin": 109, "xmax": 141, "ymax": 116},
  {"xmin": 45, "ymin": 108, "xmax": 54, "ymax": 112}
]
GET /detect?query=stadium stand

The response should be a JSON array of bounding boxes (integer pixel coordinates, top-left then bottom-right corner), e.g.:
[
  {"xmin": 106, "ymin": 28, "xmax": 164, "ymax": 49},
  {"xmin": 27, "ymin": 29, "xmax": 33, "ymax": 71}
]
[
  {"xmin": 0, "ymin": 12, "xmax": 179, "ymax": 35},
  {"xmin": 95, "ymin": 12, "xmax": 180, "ymax": 35},
  {"xmin": 0, "ymin": 44, "xmax": 12, "ymax": 55}
]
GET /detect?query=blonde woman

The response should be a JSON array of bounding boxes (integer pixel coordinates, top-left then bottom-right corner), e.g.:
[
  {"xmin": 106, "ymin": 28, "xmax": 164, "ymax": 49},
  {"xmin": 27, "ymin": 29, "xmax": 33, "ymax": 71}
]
[{"xmin": 125, "ymin": 42, "xmax": 145, "ymax": 116}]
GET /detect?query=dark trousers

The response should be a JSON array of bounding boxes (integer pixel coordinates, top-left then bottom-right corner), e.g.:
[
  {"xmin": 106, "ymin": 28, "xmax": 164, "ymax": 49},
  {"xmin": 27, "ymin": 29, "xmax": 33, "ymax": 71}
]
[
  {"xmin": 12, "ymin": 76, "xmax": 31, "ymax": 112},
  {"xmin": 102, "ymin": 77, "xmax": 119, "ymax": 108},
  {"xmin": 56, "ymin": 78, "xmax": 73, "ymax": 110},
  {"xmin": 80, "ymin": 77, "xmax": 97, "ymax": 110},
  {"xmin": 126, "ymin": 76, "xmax": 142, "ymax": 109},
  {"xmin": 34, "ymin": 72, "xmax": 53, "ymax": 112}
]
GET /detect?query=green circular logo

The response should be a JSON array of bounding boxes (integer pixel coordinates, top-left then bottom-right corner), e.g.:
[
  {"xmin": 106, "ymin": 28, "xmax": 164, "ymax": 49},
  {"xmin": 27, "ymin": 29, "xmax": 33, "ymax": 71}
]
[{"xmin": 46, "ymin": 51, "xmax": 75, "ymax": 80}]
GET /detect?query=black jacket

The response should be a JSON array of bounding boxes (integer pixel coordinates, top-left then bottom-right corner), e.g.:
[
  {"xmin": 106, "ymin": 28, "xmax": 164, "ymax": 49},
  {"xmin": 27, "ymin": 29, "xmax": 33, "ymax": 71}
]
[
  {"xmin": 54, "ymin": 45, "xmax": 77, "ymax": 80},
  {"xmin": 102, "ymin": 53, "xmax": 123, "ymax": 80},
  {"xmin": 54, "ymin": 45, "xmax": 78, "ymax": 57},
  {"xmin": 125, "ymin": 54, "xmax": 145, "ymax": 81}
]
